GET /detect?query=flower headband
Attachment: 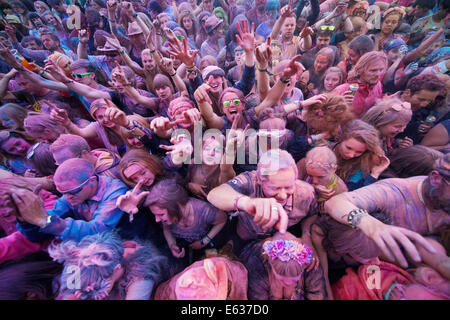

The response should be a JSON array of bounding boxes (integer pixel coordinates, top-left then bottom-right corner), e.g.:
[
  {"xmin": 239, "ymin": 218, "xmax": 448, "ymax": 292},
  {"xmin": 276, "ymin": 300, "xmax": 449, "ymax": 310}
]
[
  {"xmin": 263, "ymin": 240, "xmax": 312, "ymax": 265},
  {"xmin": 305, "ymin": 159, "xmax": 337, "ymax": 171}
]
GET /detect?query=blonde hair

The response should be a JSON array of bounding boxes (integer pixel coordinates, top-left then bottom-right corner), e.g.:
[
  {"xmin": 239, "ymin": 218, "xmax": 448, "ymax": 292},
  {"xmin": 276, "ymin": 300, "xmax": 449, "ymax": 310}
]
[
  {"xmin": 335, "ymin": 119, "xmax": 384, "ymax": 181},
  {"xmin": 305, "ymin": 146, "xmax": 337, "ymax": 172},
  {"xmin": 361, "ymin": 97, "xmax": 412, "ymax": 132},
  {"xmin": 348, "ymin": 51, "xmax": 388, "ymax": 82}
]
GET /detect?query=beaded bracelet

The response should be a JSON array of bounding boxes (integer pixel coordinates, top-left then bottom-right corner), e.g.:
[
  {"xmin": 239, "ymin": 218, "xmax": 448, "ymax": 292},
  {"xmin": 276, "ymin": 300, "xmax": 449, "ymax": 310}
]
[{"xmin": 347, "ymin": 208, "xmax": 369, "ymax": 229}]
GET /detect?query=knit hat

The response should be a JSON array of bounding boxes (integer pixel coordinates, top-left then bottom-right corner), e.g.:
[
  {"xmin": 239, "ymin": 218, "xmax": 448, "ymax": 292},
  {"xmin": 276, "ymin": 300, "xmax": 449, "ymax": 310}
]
[{"xmin": 202, "ymin": 65, "xmax": 225, "ymax": 80}]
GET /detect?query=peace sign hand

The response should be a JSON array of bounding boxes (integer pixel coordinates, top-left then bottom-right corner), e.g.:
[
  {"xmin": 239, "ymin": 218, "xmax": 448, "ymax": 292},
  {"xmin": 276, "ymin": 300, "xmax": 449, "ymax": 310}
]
[{"xmin": 116, "ymin": 180, "xmax": 150, "ymax": 222}]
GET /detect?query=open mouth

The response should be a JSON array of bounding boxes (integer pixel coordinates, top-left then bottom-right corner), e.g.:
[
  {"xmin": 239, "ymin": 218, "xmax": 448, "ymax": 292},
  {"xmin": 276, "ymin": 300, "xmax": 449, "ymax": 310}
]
[
  {"xmin": 228, "ymin": 108, "xmax": 238, "ymax": 114},
  {"xmin": 209, "ymin": 84, "xmax": 220, "ymax": 89}
]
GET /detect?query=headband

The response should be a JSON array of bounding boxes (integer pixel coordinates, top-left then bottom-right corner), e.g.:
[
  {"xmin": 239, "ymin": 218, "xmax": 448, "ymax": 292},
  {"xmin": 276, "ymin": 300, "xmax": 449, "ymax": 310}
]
[{"xmin": 263, "ymin": 239, "xmax": 312, "ymax": 265}]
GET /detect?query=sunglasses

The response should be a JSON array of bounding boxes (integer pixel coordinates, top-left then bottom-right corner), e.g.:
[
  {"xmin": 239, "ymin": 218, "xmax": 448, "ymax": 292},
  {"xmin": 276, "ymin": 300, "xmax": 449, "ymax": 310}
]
[
  {"xmin": 26, "ymin": 142, "xmax": 41, "ymax": 160},
  {"xmin": 176, "ymin": 35, "xmax": 185, "ymax": 40},
  {"xmin": 58, "ymin": 176, "xmax": 93, "ymax": 195},
  {"xmin": 320, "ymin": 25, "xmax": 335, "ymax": 31},
  {"xmin": 71, "ymin": 72, "xmax": 92, "ymax": 79},
  {"xmin": 223, "ymin": 99, "xmax": 241, "ymax": 108}
]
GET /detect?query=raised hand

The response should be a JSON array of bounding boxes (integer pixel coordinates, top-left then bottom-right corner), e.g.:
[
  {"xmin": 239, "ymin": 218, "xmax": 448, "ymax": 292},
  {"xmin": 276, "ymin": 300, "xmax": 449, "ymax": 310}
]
[
  {"xmin": 371, "ymin": 154, "xmax": 390, "ymax": 178},
  {"xmin": 299, "ymin": 21, "xmax": 314, "ymax": 39},
  {"xmin": 48, "ymin": 100, "xmax": 70, "ymax": 127},
  {"xmin": 78, "ymin": 29, "xmax": 89, "ymax": 44},
  {"xmin": 225, "ymin": 113, "xmax": 249, "ymax": 157},
  {"xmin": 255, "ymin": 36, "xmax": 272, "ymax": 69},
  {"xmin": 280, "ymin": 0, "xmax": 295, "ymax": 19},
  {"xmin": 11, "ymin": 188, "xmax": 48, "ymax": 228},
  {"xmin": 193, "ymin": 83, "xmax": 212, "ymax": 105},
  {"xmin": 159, "ymin": 134, "xmax": 193, "ymax": 165},
  {"xmin": 182, "ymin": 108, "xmax": 202, "ymax": 125},
  {"xmin": 43, "ymin": 59, "xmax": 71, "ymax": 83},
  {"xmin": 163, "ymin": 27, "xmax": 177, "ymax": 43},
  {"xmin": 104, "ymin": 104, "xmax": 129, "ymax": 127},
  {"xmin": 281, "ymin": 54, "xmax": 304, "ymax": 79},
  {"xmin": 235, "ymin": 19, "xmax": 255, "ymax": 54},
  {"xmin": 159, "ymin": 57, "xmax": 175, "ymax": 75},
  {"xmin": 116, "ymin": 180, "xmax": 150, "ymax": 220},
  {"xmin": 0, "ymin": 43, "xmax": 22, "ymax": 70},
  {"xmin": 106, "ymin": 0, "xmax": 118, "ymax": 12},
  {"xmin": 167, "ymin": 36, "xmax": 199, "ymax": 68},
  {"xmin": 111, "ymin": 62, "xmax": 130, "ymax": 87}
]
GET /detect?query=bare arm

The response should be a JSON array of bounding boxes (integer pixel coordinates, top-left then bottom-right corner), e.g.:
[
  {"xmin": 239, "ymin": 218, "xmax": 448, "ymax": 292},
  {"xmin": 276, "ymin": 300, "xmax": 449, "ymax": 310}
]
[
  {"xmin": 420, "ymin": 123, "xmax": 449, "ymax": 151},
  {"xmin": 403, "ymin": 29, "xmax": 444, "ymax": 65},
  {"xmin": 0, "ymin": 69, "xmax": 17, "ymax": 100}
]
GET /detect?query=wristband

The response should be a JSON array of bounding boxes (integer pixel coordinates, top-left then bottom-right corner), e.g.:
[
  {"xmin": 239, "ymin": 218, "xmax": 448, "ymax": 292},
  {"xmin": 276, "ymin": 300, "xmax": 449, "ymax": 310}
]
[
  {"xmin": 169, "ymin": 71, "xmax": 176, "ymax": 77},
  {"xmin": 347, "ymin": 208, "xmax": 369, "ymax": 229},
  {"xmin": 62, "ymin": 79, "xmax": 74, "ymax": 84}
]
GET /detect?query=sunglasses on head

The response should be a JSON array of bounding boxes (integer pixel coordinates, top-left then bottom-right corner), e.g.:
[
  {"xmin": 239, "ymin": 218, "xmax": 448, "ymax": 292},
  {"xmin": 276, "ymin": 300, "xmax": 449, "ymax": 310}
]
[
  {"xmin": 71, "ymin": 72, "xmax": 92, "ymax": 79},
  {"xmin": 58, "ymin": 176, "xmax": 94, "ymax": 195},
  {"xmin": 26, "ymin": 142, "xmax": 41, "ymax": 160},
  {"xmin": 223, "ymin": 99, "xmax": 241, "ymax": 108},
  {"xmin": 320, "ymin": 25, "xmax": 335, "ymax": 31}
]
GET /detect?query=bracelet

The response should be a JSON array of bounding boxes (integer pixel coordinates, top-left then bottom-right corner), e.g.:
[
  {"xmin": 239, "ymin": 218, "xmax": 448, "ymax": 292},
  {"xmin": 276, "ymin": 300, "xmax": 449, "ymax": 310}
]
[
  {"xmin": 347, "ymin": 208, "xmax": 369, "ymax": 229},
  {"xmin": 169, "ymin": 71, "xmax": 176, "ymax": 77},
  {"xmin": 280, "ymin": 76, "xmax": 291, "ymax": 84},
  {"xmin": 258, "ymin": 68, "xmax": 274, "ymax": 76},
  {"xmin": 234, "ymin": 195, "xmax": 245, "ymax": 212},
  {"xmin": 201, "ymin": 235, "xmax": 212, "ymax": 247}
]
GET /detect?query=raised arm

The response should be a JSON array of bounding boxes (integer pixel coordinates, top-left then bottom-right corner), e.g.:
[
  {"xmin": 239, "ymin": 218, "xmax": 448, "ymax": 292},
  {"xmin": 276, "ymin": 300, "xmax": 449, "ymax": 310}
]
[
  {"xmin": 270, "ymin": 1, "xmax": 295, "ymax": 40},
  {"xmin": 255, "ymin": 37, "xmax": 272, "ymax": 100},
  {"xmin": 194, "ymin": 84, "xmax": 224, "ymax": 129},
  {"xmin": 105, "ymin": 36, "xmax": 146, "ymax": 77}
]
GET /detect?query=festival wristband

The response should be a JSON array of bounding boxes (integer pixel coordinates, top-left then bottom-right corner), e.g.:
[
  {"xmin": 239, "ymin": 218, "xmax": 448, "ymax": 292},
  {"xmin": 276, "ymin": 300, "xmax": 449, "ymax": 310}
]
[{"xmin": 347, "ymin": 208, "xmax": 369, "ymax": 229}]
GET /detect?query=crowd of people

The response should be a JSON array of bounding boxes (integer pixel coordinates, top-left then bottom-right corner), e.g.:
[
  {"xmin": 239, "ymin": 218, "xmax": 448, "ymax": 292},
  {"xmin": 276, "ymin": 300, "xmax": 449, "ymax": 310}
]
[{"xmin": 0, "ymin": 0, "xmax": 449, "ymax": 300}]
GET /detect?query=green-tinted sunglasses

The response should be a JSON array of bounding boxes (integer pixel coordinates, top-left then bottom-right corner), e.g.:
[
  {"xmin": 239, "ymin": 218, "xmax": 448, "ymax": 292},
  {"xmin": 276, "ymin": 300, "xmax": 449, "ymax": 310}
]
[{"xmin": 222, "ymin": 99, "xmax": 241, "ymax": 108}]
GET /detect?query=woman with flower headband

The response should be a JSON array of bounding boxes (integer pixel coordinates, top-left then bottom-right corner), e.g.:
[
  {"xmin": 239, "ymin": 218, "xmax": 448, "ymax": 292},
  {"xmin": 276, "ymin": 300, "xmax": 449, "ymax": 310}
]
[
  {"xmin": 239, "ymin": 231, "xmax": 326, "ymax": 300},
  {"xmin": 361, "ymin": 97, "xmax": 413, "ymax": 155}
]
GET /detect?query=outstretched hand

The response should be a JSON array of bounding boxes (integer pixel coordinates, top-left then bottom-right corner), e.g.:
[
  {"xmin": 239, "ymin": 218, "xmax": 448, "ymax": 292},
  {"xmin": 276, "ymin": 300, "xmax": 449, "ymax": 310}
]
[
  {"xmin": 281, "ymin": 54, "xmax": 304, "ymax": 79},
  {"xmin": 255, "ymin": 36, "xmax": 272, "ymax": 69},
  {"xmin": 167, "ymin": 36, "xmax": 198, "ymax": 68},
  {"xmin": 159, "ymin": 134, "xmax": 193, "ymax": 165}
]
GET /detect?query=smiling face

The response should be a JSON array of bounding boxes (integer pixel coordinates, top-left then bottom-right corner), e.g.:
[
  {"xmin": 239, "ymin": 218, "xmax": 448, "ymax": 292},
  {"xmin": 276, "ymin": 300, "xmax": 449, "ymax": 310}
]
[
  {"xmin": 324, "ymin": 71, "xmax": 341, "ymax": 92},
  {"xmin": 360, "ymin": 60, "xmax": 386, "ymax": 85},
  {"xmin": 1, "ymin": 137, "xmax": 31, "ymax": 157},
  {"xmin": 141, "ymin": 52, "xmax": 156, "ymax": 72},
  {"xmin": 261, "ymin": 168, "xmax": 296, "ymax": 207},
  {"xmin": 94, "ymin": 107, "xmax": 115, "ymax": 128},
  {"xmin": 378, "ymin": 120, "xmax": 408, "ymax": 138},
  {"xmin": 171, "ymin": 105, "xmax": 194, "ymax": 128},
  {"xmin": 206, "ymin": 75, "xmax": 224, "ymax": 94},
  {"xmin": 338, "ymin": 137, "xmax": 367, "ymax": 160},
  {"xmin": 221, "ymin": 92, "xmax": 244, "ymax": 122},
  {"xmin": 123, "ymin": 163, "xmax": 156, "ymax": 187}
]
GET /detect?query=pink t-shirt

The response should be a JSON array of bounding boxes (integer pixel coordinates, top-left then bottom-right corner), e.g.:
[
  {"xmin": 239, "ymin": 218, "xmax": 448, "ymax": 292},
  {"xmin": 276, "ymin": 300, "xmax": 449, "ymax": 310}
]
[{"xmin": 333, "ymin": 81, "xmax": 383, "ymax": 117}]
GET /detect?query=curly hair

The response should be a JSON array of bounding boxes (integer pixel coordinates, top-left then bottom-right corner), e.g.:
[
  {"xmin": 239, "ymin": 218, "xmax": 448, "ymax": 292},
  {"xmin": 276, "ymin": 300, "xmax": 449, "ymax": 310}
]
[
  {"xmin": 334, "ymin": 119, "xmax": 384, "ymax": 182},
  {"xmin": 304, "ymin": 94, "xmax": 354, "ymax": 136},
  {"xmin": 406, "ymin": 73, "xmax": 445, "ymax": 95}
]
